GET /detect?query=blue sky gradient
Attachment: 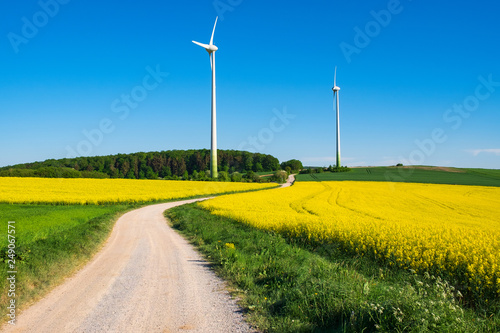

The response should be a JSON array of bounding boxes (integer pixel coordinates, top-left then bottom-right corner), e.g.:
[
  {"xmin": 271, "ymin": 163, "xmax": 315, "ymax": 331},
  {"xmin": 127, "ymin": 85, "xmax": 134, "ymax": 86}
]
[{"xmin": 1, "ymin": 0, "xmax": 499, "ymax": 168}]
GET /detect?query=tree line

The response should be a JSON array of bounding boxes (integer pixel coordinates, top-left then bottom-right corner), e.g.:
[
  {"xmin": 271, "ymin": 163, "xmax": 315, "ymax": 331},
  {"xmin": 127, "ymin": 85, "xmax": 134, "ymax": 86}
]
[{"xmin": 0, "ymin": 149, "xmax": 287, "ymax": 180}]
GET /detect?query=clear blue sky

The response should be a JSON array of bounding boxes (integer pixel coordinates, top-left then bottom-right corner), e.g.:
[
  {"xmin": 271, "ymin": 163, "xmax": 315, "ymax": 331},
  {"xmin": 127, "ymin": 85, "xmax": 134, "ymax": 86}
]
[{"xmin": 1, "ymin": 0, "xmax": 499, "ymax": 168}]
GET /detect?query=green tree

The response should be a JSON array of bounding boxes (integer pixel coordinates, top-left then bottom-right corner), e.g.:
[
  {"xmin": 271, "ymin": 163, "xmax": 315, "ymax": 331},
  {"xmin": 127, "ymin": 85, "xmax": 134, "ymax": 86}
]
[
  {"xmin": 271, "ymin": 170, "xmax": 288, "ymax": 183},
  {"xmin": 145, "ymin": 167, "xmax": 157, "ymax": 179},
  {"xmin": 262, "ymin": 155, "xmax": 280, "ymax": 171},
  {"xmin": 281, "ymin": 159, "xmax": 303, "ymax": 172},
  {"xmin": 244, "ymin": 155, "xmax": 253, "ymax": 172},
  {"xmin": 244, "ymin": 170, "xmax": 259, "ymax": 182},
  {"xmin": 160, "ymin": 166, "xmax": 172, "ymax": 178},
  {"xmin": 230, "ymin": 172, "xmax": 242, "ymax": 182},
  {"xmin": 218, "ymin": 171, "xmax": 230, "ymax": 182},
  {"xmin": 0, "ymin": 149, "xmax": 290, "ymax": 180}
]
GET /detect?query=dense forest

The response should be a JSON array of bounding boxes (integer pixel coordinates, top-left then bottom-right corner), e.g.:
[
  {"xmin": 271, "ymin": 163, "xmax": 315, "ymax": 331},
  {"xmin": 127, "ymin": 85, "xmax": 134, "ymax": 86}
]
[{"xmin": 0, "ymin": 150, "xmax": 285, "ymax": 181}]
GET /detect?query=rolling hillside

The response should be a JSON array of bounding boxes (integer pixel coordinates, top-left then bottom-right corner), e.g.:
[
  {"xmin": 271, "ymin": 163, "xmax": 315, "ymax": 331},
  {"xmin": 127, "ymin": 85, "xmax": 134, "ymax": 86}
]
[{"xmin": 296, "ymin": 166, "xmax": 500, "ymax": 187}]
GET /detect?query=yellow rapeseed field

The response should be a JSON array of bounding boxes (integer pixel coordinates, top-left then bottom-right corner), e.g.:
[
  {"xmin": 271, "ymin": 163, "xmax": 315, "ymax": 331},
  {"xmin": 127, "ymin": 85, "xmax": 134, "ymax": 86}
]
[
  {"xmin": 0, "ymin": 177, "xmax": 276, "ymax": 204},
  {"xmin": 199, "ymin": 181, "xmax": 500, "ymax": 295}
]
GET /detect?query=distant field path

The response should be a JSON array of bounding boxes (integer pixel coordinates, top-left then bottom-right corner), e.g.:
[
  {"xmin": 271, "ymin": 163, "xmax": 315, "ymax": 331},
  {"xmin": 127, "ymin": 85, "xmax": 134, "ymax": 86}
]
[
  {"xmin": 281, "ymin": 174, "xmax": 296, "ymax": 188},
  {"xmin": 1, "ymin": 198, "xmax": 254, "ymax": 333}
]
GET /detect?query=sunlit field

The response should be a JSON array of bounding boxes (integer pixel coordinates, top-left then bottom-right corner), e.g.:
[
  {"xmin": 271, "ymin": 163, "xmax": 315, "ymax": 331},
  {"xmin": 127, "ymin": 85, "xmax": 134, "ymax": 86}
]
[
  {"xmin": 200, "ymin": 181, "xmax": 500, "ymax": 297},
  {"xmin": 0, "ymin": 177, "xmax": 276, "ymax": 205},
  {"xmin": 0, "ymin": 177, "xmax": 275, "ymax": 321}
]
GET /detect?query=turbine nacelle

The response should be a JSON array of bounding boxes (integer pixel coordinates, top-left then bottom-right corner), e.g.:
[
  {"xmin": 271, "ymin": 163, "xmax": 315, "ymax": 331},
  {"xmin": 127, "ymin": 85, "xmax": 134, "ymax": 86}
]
[
  {"xmin": 192, "ymin": 41, "xmax": 218, "ymax": 53},
  {"xmin": 332, "ymin": 86, "xmax": 340, "ymax": 92}
]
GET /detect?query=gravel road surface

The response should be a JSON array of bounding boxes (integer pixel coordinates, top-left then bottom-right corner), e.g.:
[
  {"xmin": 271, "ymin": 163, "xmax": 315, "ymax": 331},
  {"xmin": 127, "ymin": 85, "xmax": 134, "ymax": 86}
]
[
  {"xmin": 281, "ymin": 174, "xmax": 295, "ymax": 188},
  {"xmin": 1, "ymin": 198, "xmax": 254, "ymax": 333}
]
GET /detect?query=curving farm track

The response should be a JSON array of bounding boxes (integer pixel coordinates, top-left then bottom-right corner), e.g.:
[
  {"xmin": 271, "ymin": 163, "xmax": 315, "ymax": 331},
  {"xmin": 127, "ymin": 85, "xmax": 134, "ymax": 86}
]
[{"xmin": 1, "ymin": 198, "xmax": 254, "ymax": 333}]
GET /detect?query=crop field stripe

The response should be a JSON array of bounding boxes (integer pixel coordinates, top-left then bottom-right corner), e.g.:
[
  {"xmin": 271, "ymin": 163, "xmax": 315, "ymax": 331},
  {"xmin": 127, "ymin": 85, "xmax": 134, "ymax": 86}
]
[
  {"xmin": 0, "ymin": 177, "xmax": 276, "ymax": 205},
  {"xmin": 295, "ymin": 167, "xmax": 500, "ymax": 187},
  {"xmin": 167, "ymin": 203, "xmax": 500, "ymax": 332},
  {"xmin": 199, "ymin": 181, "xmax": 500, "ymax": 299}
]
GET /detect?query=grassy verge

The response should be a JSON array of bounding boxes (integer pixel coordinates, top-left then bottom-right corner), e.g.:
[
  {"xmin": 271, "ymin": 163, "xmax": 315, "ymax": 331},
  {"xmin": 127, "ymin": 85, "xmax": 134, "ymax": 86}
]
[
  {"xmin": 166, "ymin": 204, "xmax": 500, "ymax": 332},
  {"xmin": 0, "ymin": 185, "xmax": 278, "ymax": 323},
  {"xmin": 296, "ymin": 167, "xmax": 500, "ymax": 187},
  {"xmin": 0, "ymin": 203, "xmax": 137, "ymax": 320}
]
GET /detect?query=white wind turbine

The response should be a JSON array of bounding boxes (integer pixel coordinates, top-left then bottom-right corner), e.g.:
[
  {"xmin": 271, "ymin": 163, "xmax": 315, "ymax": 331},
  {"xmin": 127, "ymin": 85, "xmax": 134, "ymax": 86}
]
[
  {"xmin": 192, "ymin": 17, "xmax": 219, "ymax": 178},
  {"xmin": 332, "ymin": 67, "xmax": 341, "ymax": 168}
]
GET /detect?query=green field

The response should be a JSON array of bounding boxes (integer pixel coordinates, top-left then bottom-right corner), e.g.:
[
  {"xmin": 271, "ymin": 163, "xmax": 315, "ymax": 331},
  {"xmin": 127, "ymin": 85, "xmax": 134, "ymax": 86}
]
[
  {"xmin": 0, "ymin": 182, "xmax": 277, "ymax": 322},
  {"xmin": 296, "ymin": 166, "xmax": 500, "ymax": 186},
  {"xmin": 167, "ymin": 204, "xmax": 499, "ymax": 332},
  {"xmin": 2, "ymin": 167, "xmax": 499, "ymax": 329},
  {"xmin": 0, "ymin": 204, "xmax": 135, "ymax": 319}
]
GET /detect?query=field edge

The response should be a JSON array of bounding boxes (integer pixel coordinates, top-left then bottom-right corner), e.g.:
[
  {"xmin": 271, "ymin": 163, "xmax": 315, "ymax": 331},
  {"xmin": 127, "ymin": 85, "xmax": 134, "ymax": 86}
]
[
  {"xmin": 166, "ymin": 203, "xmax": 500, "ymax": 332},
  {"xmin": 0, "ymin": 204, "xmax": 138, "ymax": 324}
]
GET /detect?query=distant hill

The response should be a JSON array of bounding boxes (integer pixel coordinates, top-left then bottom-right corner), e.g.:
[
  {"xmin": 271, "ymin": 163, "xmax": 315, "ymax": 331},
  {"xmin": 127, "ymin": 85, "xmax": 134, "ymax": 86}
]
[
  {"xmin": 296, "ymin": 166, "xmax": 500, "ymax": 187},
  {"xmin": 0, "ymin": 149, "xmax": 281, "ymax": 180}
]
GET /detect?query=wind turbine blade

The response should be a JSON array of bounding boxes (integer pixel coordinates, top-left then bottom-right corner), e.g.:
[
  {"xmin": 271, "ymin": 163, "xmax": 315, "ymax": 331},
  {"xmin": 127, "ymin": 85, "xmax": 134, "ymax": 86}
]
[
  {"xmin": 210, "ymin": 16, "xmax": 218, "ymax": 46},
  {"xmin": 334, "ymin": 66, "xmax": 337, "ymax": 87},
  {"xmin": 210, "ymin": 53, "xmax": 212, "ymax": 70},
  {"xmin": 192, "ymin": 40, "xmax": 210, "ymax": 49}
]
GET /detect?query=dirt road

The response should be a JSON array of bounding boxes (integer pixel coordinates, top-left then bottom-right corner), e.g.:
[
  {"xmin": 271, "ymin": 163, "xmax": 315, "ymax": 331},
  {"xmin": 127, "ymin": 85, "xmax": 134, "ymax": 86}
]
[
  {"xmin": 2, "ymin": 198, "xmax": 253, "ymax": 333},
  {"xmin": 281, "ymin": 174, "xmax": 296, "ymax": 188}
]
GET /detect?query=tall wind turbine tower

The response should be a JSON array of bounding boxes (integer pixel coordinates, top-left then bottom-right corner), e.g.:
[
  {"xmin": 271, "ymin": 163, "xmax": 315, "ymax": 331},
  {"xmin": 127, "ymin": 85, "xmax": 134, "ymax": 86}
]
[
  {"xmin": 332, "ymin": 67, "xmax": 341, "ymax": 168},
  {"xmin": 192, "ymin": 17, "xmax": 219, "ymax": 178}
]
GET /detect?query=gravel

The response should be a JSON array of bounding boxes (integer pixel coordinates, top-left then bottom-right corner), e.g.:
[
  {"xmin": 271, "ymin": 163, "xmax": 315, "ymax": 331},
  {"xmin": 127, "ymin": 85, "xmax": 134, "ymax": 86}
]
[{"xmin": 1, "ymin": 198, "xmax": 256, "ymax": 333}]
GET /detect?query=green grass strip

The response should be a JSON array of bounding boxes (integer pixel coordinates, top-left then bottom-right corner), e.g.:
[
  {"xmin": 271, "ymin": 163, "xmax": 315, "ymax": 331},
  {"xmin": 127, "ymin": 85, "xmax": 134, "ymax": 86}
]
[
  {"xmin": 0, "ymin": 203, "xmax": 136, "ymax": 321},
  {"xmin": 166, "ymin": 204, "xmax": 500, "ymax": 332}
]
